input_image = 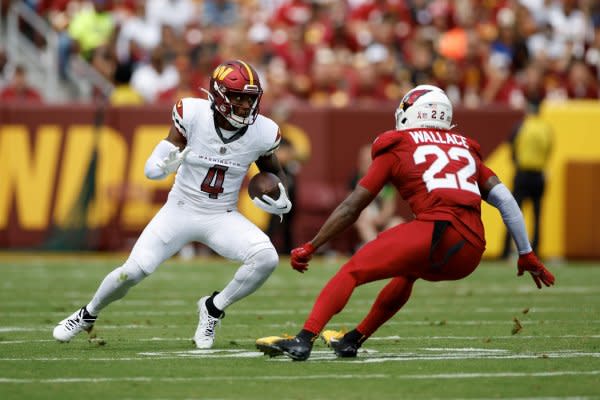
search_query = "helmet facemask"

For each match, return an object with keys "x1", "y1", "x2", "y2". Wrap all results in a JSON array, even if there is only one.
[{"x1": 216, "y1": 85, "x2": 262, "y2": 128}]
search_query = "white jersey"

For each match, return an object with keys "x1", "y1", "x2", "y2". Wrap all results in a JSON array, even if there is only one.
[{"x1": 169, "y1": 98, "x2": 280, "y2": 213}]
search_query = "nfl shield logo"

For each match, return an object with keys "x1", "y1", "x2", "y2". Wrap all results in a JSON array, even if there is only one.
[{"x1": 220, "y1": 147, "x2": 227, "y2": 154}]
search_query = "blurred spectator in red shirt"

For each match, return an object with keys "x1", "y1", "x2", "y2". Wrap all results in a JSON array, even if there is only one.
[
  {"x1": 482, "y1": 51, "x2": 525, "y2": 108},
  {"x1": 566, "y1": 59, "x2": 599, "y2": 99},
  {"x1": 303, "y1": 1, "x2": 337, "y2": 50},
  {"x1": 261, "y1": 59, "x2": 299, "y2": 109},
  {"x1": 271, "y1": 0, "x2": 312, "y2": 28},
  {"x1": 272, "y1": 24, "x2": 315, "y2": 76},
  {"x1": 365, "y1": 43, "x2": 402, "y2": 100},
  {"x1": 519, "y1": 62, "x2": 547, "y2": 107},
  {"x1": 0, "y1": 65, "x2": 43, "y2": 103},
  {"x1": 347, "y1": 44, "x2": 400, "y2": 103},
  {"x1": 349, "y1": 0, "x2": 409, "y2": 24},
  {"x1": 157, "y1": 52, "x2": 202, "y2": 103},
  {"x1": 347, "y1": 54, "x2": 384, "y2": 103},
  {"x1": 307, "y1": 47, "x2": 349, "y2": 107}
]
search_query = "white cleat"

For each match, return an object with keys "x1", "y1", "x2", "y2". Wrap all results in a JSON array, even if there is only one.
[
  {"x1": 193, "y1": 296, "x2": 223, "y2": 349},
  {"x1": 53, "y1": 307, "x2": 96, "y2": 342}
]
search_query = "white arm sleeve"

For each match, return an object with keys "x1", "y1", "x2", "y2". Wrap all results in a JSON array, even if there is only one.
[
  {"x1": 486, "y1": 183, "x2": 532, "y2": 255},
  {"x1": 144, "y1": 140, "x2": 178, "y2": 180}
]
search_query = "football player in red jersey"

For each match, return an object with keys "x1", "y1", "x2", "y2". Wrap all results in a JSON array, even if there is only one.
[
  {"x1": 256, "y1": 85, "x2": 555, "y2": 361},
  {"x1": 53, "y1": 60, "x2": 293, "y2": 348}
]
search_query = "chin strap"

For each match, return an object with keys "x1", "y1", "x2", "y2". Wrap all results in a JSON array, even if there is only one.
[{"x1": 200, "y1": 87, "x2": 213, "y2": 102}]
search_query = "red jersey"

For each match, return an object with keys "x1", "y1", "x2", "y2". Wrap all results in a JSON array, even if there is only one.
[{"x1": 359, "y1": 128, "x2": 496, "y2": 248}]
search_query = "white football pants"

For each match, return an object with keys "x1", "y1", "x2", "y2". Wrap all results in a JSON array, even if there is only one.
[{"x1": 86, "y1": 197, "x2": 278, "y2": 315}]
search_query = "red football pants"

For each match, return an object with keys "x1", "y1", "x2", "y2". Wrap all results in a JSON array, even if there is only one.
[{"x1": 303, "y1": 219, "x2": 484, "y2": 336}]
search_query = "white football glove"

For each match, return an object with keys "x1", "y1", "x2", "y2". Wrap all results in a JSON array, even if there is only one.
[
  {"x1": 252, "y1": 182, "x2": 292, "y2": 221},
  {"x1": 157, "y1": 147, "x2": 191, "y2": 175}
]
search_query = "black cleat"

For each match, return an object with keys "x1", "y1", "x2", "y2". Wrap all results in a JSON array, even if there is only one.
[
  {"x1": 330, "y1": 337, "x2": 360, "y2": 358},
  {"x1": 257, "y1": 329, "x2": 318, "y2": 361},
  {"x1": 256, "y1": 336, "x2": 313, "y2": 361},
  {"x1": 256, "y1": 336, "x2": 288, "y2": 357},
  {"x1": 322, "y1": 329, "x2": 360, "y2": 358},
  {"x1": 276, "y1": 336, "x2": 314, "y2": 361}
]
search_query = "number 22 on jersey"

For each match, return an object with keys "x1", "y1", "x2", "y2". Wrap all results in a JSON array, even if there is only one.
[{"x1": 413, "y1": 145, "x2": 480, "y2": 195}]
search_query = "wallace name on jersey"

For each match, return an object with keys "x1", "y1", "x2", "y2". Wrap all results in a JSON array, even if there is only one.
[{"x1": 407, "y1": 130, "x2": 469, "y2": 149}]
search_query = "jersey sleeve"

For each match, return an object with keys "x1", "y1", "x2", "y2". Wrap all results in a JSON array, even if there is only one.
[
  {"x1": 371, "y1": 130, "x2": 403, "y2": 159},
  {"x1": 261, "y1": 126, "x2": 282, "y2": 157},
  {"x1": 478, "y1": 163, "x2": 497, "y2": 186},
  {"x1": 466, "y1": 137, "x2": 497, "y2": 186},
  {"x1": 171, "y1": 98, "x2": 192, "y2": 139},
  {"x1": 358, "y1": 152, "x2": 396, "y2": 195},
  {"x1": 467, "y1": 137, "x2": 484, "y2": 160}
]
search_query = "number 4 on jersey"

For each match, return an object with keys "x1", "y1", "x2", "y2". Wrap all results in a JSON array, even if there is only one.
[
  {"x1": 413, "y1": 145, "x2": 480, "y2": 195},
  {"x1": 201, "y1": 165, "x2": 228, "y2": 199}
]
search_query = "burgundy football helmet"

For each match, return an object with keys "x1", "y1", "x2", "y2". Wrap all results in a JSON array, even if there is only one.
[{"x1": 208, "y1": 60, "x2": 263, "y2": 128}]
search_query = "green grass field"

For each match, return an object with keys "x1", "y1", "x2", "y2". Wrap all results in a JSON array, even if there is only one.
[{"x1": 0, "y1": 253, "x2": 599, "y2": 400}]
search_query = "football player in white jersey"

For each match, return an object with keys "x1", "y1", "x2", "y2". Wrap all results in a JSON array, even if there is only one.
[{"x1": 53, "y1": 60, "x2": 292, "y2": 349}]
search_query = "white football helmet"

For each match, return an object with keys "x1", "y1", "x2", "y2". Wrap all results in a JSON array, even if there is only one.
[{"x1": 395, "y1": 85, "x2": 453, "y2": 130}]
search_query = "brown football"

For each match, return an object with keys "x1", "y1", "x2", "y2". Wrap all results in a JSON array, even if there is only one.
[{"x1": 248, "y1": 172, "x2": 281, "y2": 200}]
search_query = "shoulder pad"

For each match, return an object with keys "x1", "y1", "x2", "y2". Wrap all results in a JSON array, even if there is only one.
[
  {"x1": 371, "y1": 130, "x2": 403, "y2": 159},
  {"x1": 466, "y1": 136, "x2": 483, "y2": 159},
  {"x1": 252, "y1": 115, "x2": 281, "y2": 156},
  {"x1": 264, "y1": 127, "x2": 282, "y2": 156}
]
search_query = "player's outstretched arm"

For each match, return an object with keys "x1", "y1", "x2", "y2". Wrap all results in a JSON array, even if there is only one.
[
  {"x1": 482, "y1": 176, "x2": 555, "y2": 288},
  {"x1": 144, "y1": 125, "x2": 189, "y2": 180},
  {"x1": 290, "y1": 186, "x2": 375, "y2": 273}
]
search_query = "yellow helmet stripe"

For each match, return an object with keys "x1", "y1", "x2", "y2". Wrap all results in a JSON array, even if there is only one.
[
  {"x1": 237, "y1": 60, "x2": 254, "y2": 86},
  {"x1": 213, "y1": 66, "x2": 233, "y2": 80}
]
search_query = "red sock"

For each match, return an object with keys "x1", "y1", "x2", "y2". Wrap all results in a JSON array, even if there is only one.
[
  {"x1": 356, "y1": 276, "x2": 414, "y2": 337},
  {"x1": 303, "y1": 267, "x2": 357, "y2": 334}
]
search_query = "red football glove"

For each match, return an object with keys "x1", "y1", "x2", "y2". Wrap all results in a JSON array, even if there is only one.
[
  {"x1": 517, "y1": 251, "x2": 555, "y2": 289},
  {"x1": 290, "y1": 242, "x2": 316, "y2": 273}
]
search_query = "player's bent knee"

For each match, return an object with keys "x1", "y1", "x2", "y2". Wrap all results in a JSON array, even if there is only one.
[
  {"x1": 249, "y1": 247, "x2": 279, "y2": 275},
  {"x1": 120, "y1": 259, "x2": 149, "y2": 285}
]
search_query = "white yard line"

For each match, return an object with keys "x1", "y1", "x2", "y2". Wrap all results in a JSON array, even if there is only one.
[
  {"x1": 436, "y1": 398, "x2": 597, "y2": 400},
  {"x1": 2, "y1": 334, "x2": 600, "y2": 344},
  {"x1": 1, "y1": 374, "x2": 386, "y2": 383},
  {"x1": 1, "y1": 348, "x2": 599, "y2": 362},
  {"x1": 369, "y1": 335, "x2": 600, "y2": 341},
  {"x1": 1, "y1": 320, "x2": 600, "y2": 333},
  {"x1": 0, "y1": 371, "x2": 599, "y2": 384}
]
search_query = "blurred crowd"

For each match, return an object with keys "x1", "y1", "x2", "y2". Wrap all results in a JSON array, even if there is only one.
[{"x1": 1, "y1": 0, "x2": 599, "y2": 108}]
